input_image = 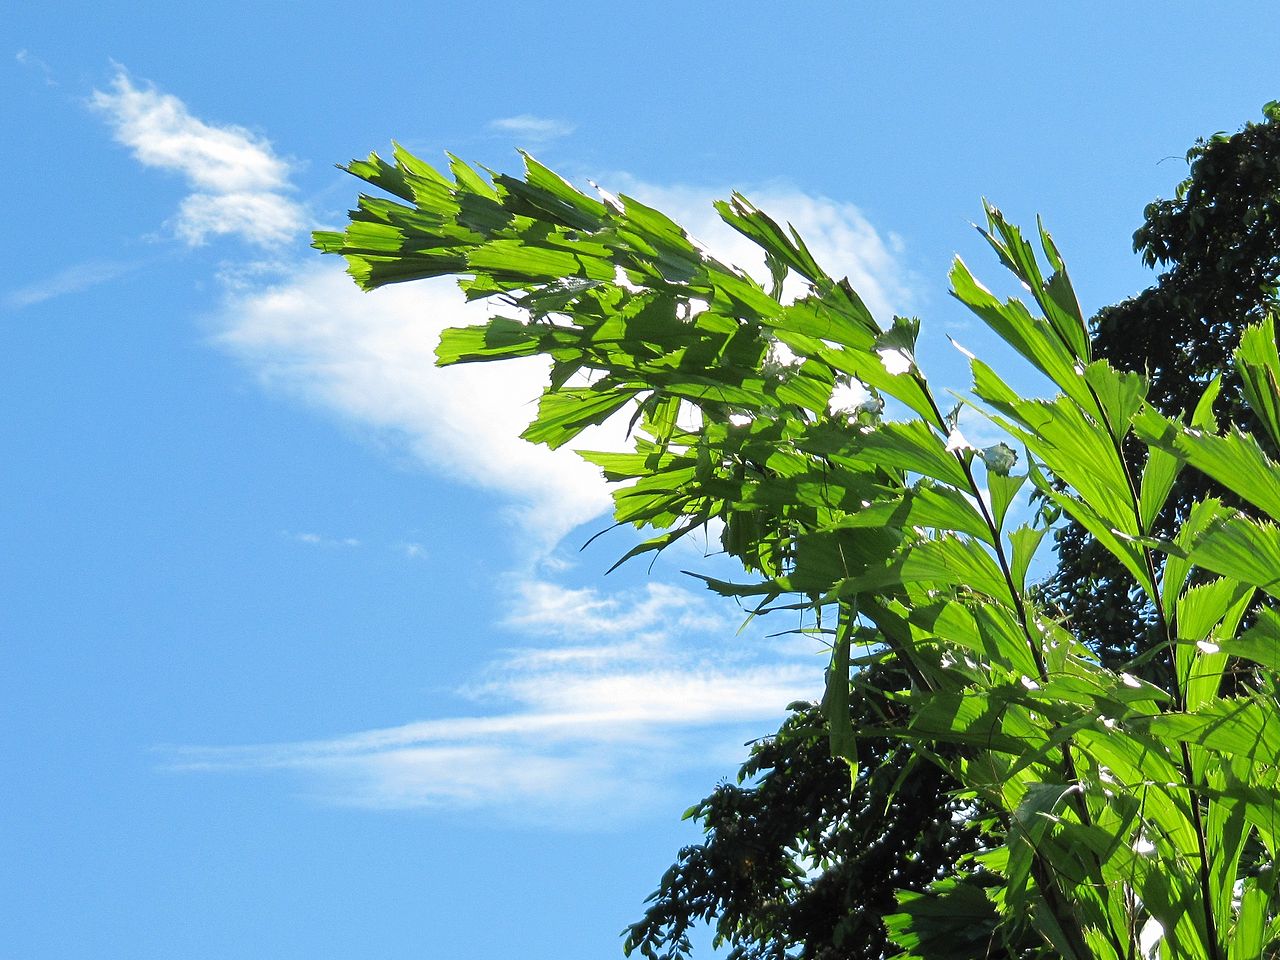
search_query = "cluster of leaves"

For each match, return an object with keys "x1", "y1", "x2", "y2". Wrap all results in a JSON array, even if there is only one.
[
  {"x1": 634, "y1": 105, "x2": 1280, "y2": 960},
  {"x1": 316, "y1": 144, "x2": 1280, "y2": 958}
]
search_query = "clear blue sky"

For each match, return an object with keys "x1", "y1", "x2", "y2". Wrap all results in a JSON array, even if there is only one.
[{"x1": 4, "y1": 4, "x2": 1278, "y2": 958}]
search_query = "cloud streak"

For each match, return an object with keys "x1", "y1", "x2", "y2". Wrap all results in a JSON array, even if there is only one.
[
  {"x1": 4, "y1": 259, "x2": 141, "y2": 308},
  {"x1": 288, "y1": 531, "x2": 361, "y2": 548},
  {"x1": 488, "y1": 114, "x2": 576, "y2": 141},
  {"x1": 91, "y1": 70, "x2": 304, "y2": 247}
]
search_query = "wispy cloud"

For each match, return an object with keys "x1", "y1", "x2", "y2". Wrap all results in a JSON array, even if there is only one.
[
  {"x1": 488, "y1": 114, "x2": 576, "y2": 141},
  {"x1": 15, "y1": 49, "x2": 56, "y2": 86},
  {"x1": 5, "y1": 259, "x2": 141, "y2": 309},
  {"x1": 90, "y1": 69, "x2": 304, "y2": 247},
  {"x1": 506, "y1": 579, "x2": 724, "y2": 638},
  {"x1": 171, "y1": 578, "x2": 820, "y2": 823}
]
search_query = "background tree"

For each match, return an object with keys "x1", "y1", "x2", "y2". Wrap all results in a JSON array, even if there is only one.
[
  {"x1": 623, "y1": 670, "x2": 980, "y2": 960},
  {"x1": 632, "y1": 102, "x2": 1280, "y2": 960}
]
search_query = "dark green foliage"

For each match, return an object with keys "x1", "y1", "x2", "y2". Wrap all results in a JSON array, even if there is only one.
[{"x1": 624, "y1": 683, "x2": 979, "y2": 960}]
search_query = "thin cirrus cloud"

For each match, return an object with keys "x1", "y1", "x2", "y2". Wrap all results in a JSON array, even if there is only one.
[
  {"x1": 288, "y1": 531, "x2": 361, "y2": 548},
  {"x1": 170, "y1": 579, "x2": 821, "y2": 823},
  {"x1": 506, "y1": 579, "x2": 726, "y2": 639},
  {"x1": 15, "y1": 49, "x2": 57, "y2": 86},
  {"x1": 90, "y1": 68, "x2": 305, "y2": 248},
  {"x1": 5, "y1": 258, "x2": 142, "y2": 309}
]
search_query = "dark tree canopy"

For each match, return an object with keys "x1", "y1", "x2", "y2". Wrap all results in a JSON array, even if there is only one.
[
  {"x1": 624, "y1": 673, "x2": 980, "y2": 960},
  {"x1": 630, "y1": 103, "x2": 1280, "y2": 960}
]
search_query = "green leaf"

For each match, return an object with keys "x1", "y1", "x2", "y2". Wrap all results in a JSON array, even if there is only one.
[
  {"x1": 973, "y1": 367, "x2": 1137, "y2": 538},
  {"x1": 521, "y1": 387, "x2": 636, "y2": 449},
  {"x1": 1192, "y1": 375, "x2": 1222, "y2": 431},
  {"x1": 980, "y1": 203, "x2": 1089, "y2": 362},
  {"x1": 951, "y1": 256, "x2": 1097, "y2": 418},
  {"x1": 883, "y1": 881, "x2": 1002, "y2": 960},
  {"x1": 888, "y1": 684, "x2": 1044, "y2": 755},
  {"x1": 1189, "y1": 515, "x2": 1280, "y2": 599},
  {"x1": 715, "y1": 193, "x2": 829, "y2": 286},
  {"x1": 1139, "y1": 698, "x2": 1280, "y2": 761},
  {"x1": 435, "y1": 317, "x2": 541, "y2": 364},
  {"x1": 1235, "y1": 313, "x2": 1280, "y2": 451},
  {"x1": 894, "y1": 536, "x2": 1016, "y2": 606},
  {"x1": 1160, "y1": 498, "x2": 1233, "y2": 621},
  {"x1": 446, "y1": 152, "x2": 498, "y2": 199},
  {"x1": 466, "y1": 238, "x2": 615, "y2": 283},
  {"x1": 1229, "y1": 885, "x2": 1270, "y2": 960},
  {"x1": 903, "y1": 599, "x2": 1040, "y2": 677},
  {"x1": 1005, "y1": 782, "x2": 1078, "y2": 905},
  {"x1": 518, "y1": 151, "x2": 608, "y2": 227},
  {"x1": 987, "y1": 470, "x2": 1026, "y2": 534},
  {"x1": 1134, "y1": 411, "x2": 1280, "y2": 521},
  {"x1": 1082, "y1": 360, "x2": 1146, "y2": 434},
  {"x1": 839, "y1": 421, "x2": 971, "y2": 488},
  {"x1": 821, "y1": 611, "x2": 858, "y2": 781},
  {"x1": 1008, "y1": 524, "x2": 1047, "y2": 593},
  {"x1": 1222, "y1": 607, "x2": 1280, "y2": 672},
  {"x1": 820, "y1": 481, "x2": 993, "y2": 544},
  {"x1": 1023, "y1": 459, "x2": 1155, "y2": 599},
  {"x1": 1176, "y1": 578, "x2": 1252, "y2": 709},
  {"x1": 1138, "y1": 441, "x2": 1181, "y2": 533}
]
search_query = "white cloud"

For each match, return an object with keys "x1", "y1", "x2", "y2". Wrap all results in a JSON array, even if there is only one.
[
  {"x1": 506, "y1": 579, "x2": 724, "y2": 638},
  {"x1": 170, "y1": 578, "x2": 821, "y2": 823},
  {"x1": 83, "y1": 77, "x2": 903, "y2": 828},
  {"x1": 217, "y1": 263, "x2": 618, "y2": 550},
  {"x1": 174, "y1": 191, "x2": 302, "y2": 248},
  {"x1": 489, "y1": 114, "x2": 576, "y2": 141},
  {"x1": 90, "y1": 69, "x2": 304, "y2": 247}
]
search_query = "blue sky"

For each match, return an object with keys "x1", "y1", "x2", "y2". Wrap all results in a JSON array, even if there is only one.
[{"x1": 5, "y1": 4, "x2": 1280, "y2": 958}]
